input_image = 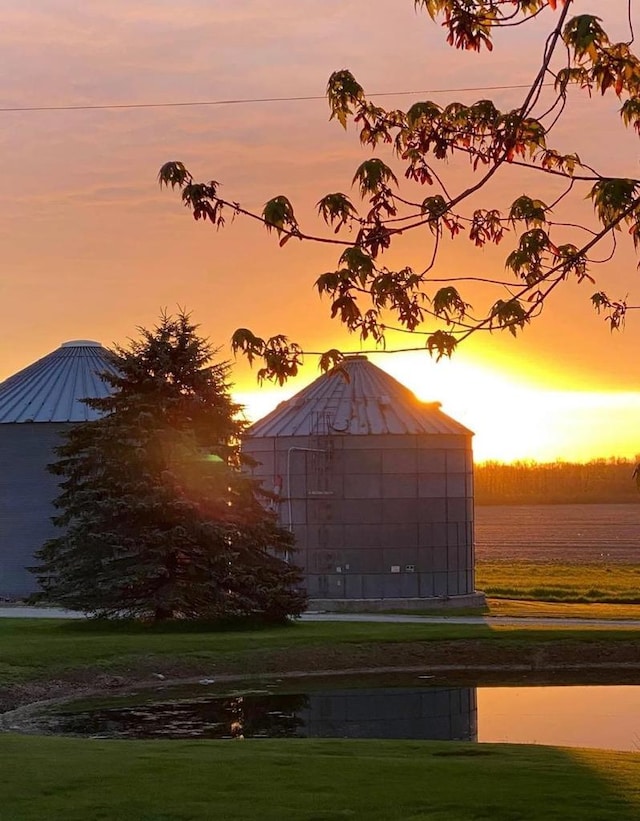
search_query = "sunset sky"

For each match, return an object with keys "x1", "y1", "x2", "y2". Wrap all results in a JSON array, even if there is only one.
[{"x1": 2, "y1": 1, "x2": 640, "y2": 463}]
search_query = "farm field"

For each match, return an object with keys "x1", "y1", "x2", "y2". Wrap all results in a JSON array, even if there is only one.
[
  {"x1": 477, "y1": 562, "x2": 640, "y2": 604},
  {"x1": 475, "y1": 503, "x2": 640, "y2": 564}
]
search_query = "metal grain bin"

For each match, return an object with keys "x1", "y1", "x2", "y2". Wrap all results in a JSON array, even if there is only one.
[
  {"x1": 243, "y1": 356, "x2": 484, "y2": 611},
  {"x1": 0, "y1": 341, "x2": 115, "y2": 598}
]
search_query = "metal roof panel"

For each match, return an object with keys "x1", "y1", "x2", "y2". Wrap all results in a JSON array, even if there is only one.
[
  {"x1": 248, "y1": 356, "x2": 472, "y2": 437},
  {"x1": 0, "y1": 341, "x2": 117, "y2": 423}
]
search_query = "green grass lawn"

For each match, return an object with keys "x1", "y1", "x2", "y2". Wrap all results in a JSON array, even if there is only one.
[
  {"x1": 0, "y1": 618, "x2": 481, "y2": 683},
  {"x1": 0, "y1": 735, "x2": 638, "y2": 821},
  {"x1": 477, "y1": 561, "x2": 640, "y2": 604},
  {"x1": 2, "y1": 617, "x2": 640, "y2": 688},
  {"x1": 1, "y1": 618, "x2": 640, "y2": 820},
  {"x1": 2, "y1": 560, "x2": 640, "y2": 821}
]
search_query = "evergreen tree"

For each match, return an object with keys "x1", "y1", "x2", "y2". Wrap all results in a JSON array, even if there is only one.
[{"x1": 33, "y1": 312, "x2": 306, "y2": 622}]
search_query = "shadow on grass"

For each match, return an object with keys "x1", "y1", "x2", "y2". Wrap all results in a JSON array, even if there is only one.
[
  {"x1": 45, "y1": 617, "x2": 507, "y2": 650},
  {"x1": 52, "y1": 614, "x2": 298, "y2": 634},
  {"x1": 3, "y1": 613, "x2": 639, "y2": 648}
]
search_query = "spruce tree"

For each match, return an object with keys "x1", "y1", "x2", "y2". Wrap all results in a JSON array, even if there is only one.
[{"x1": 33, "y1": 312, "x2": 306, "y2": 622}]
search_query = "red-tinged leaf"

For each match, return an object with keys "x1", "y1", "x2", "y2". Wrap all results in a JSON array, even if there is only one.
[{"x1": 279, "y1": 234, "x2": 291, "y2": 247}]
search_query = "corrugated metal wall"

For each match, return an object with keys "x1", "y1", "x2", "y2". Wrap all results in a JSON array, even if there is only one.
[
  {"x1": 244, "y1": 431, "x2": 475, "y2": 601},
  {"x1": 0, "y1": 423, "x2": 68, "y2": 598}
]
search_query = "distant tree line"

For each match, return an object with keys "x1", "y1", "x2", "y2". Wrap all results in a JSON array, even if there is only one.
[{"x1": 475, "y1": 459, "x2": 640, "y2": 506}]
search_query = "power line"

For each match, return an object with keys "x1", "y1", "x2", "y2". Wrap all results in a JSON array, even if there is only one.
[{"x1": 0, "y1": 83, "x2": 552, "y2": 114}]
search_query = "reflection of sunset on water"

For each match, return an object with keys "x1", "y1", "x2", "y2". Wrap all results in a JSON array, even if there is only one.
[{"x1": 478, "y1": 686, "x2": 640, "y2": 752}]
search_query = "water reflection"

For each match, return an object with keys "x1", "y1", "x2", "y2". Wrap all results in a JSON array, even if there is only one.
[
  {"x1": 36, "y1": 682, "x2": 640, "y2": 751},
  {"x1": 302, "y1": 687, "x2": 476, "y2": 741},
  {"x1": 478, "y1": 685, "x2": 640, "y2": 752},
  {"x1": 41, "y1": 686, "x2": 477, "y2": 742},
  {"x1": 42, "y1": 693, "x2": 309, "y2": 740}
]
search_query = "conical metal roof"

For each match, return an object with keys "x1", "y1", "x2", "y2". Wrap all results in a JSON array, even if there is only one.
[
  {"x1": 248, "y1": 356, "x2": 472, "y2": 437},
  {"x1": 0, "y1": 340, "x2": 117, "y2": 423}
]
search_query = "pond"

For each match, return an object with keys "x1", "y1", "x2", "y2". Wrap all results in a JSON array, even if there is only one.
[{"x1": 27, "y1": 676, "x2": 640, "y2": 752}]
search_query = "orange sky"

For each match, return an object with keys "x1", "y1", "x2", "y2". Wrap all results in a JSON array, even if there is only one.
[{"x1": 2, "y1": 1, "x2": 640, "y2": 463}]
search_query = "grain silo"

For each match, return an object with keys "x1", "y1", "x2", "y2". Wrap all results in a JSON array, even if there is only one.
[
  {"x1": 0, "y1": 340, "x2": 116, "y2": 598},
  {"x1": 243, "y1": 355, "x2": 484, "y2": 611}
]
